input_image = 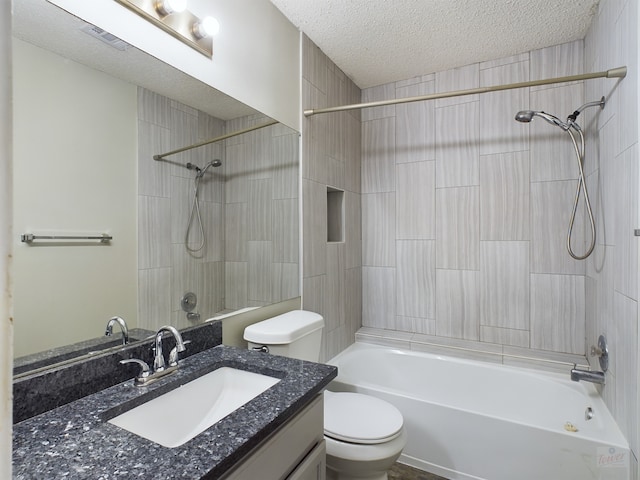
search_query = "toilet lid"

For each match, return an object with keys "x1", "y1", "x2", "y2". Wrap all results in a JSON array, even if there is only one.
[{"x1": 324, "y1": 391, "x2": 404, "y2": 444}]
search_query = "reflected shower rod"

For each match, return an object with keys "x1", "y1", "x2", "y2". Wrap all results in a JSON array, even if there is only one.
[
  {"x1": 153, "y1": 119, "x2": 278, "y2": 161},
  {"x1": 303, "y1": 66, "x2": 627, "y2": 117}
]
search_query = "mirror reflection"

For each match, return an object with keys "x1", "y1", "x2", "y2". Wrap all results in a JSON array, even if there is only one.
[{"x1": 12, "y1": 0, "x2": 300, "y2": 375}]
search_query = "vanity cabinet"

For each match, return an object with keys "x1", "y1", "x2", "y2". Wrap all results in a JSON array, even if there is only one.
[{"x1": 222, "y1": 393, "x2": 325, "y2": 480}]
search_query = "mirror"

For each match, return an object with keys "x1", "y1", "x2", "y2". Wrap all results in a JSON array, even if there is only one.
[{"x1": 12, "y1": 0, "x2": 300, "y2": 376}]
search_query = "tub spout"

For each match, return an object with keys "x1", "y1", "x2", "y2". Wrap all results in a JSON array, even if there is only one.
[{"x1": 570, "y1": 365, "x2": 605, "y2": 385}]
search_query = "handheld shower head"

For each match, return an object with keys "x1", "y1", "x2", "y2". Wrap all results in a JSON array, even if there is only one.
[
  {"x1": 515, "y1": 110, "x2": 535, "y2": 123},
  {"x1": 514, "y1": 110, "x2": 569, "y2": 130}
]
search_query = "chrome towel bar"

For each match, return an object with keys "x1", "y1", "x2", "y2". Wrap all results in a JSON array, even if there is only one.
[{"x1": 21, "y1": 233, "x2": 112, "y2": 244}]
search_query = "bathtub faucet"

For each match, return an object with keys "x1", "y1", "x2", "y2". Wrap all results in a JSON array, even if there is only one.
[{"x1": 570, "y1": 365, "x2": 605, "y2": 385}]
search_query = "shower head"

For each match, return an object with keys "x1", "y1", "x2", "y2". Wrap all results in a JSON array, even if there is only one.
[
  {"x1": 210, "y1": 159, "x2": 222, "y2": 167},
  {"x1": 514, "y1": 110, "x2": 570, "y2": 130}
]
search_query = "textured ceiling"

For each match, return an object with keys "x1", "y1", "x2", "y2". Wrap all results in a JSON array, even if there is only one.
[
  {"x1": 269, "y1": 0, "x2": 599, "y2": 89},
  {"x1": 13, "y1": 0, "x2": 258, "y2": 120}
]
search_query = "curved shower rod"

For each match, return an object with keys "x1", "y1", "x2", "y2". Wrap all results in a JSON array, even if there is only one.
[{"x1": 303, "y1": 66, "x2": 627, "y2": 117}]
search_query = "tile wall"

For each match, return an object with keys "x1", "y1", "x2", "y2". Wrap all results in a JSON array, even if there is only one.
[
  {"x1": 584, "y1": 0, "x2": 639, "y2": 473},
  {"x1": 301, "y1": 34, "x2": 363, "y2": 361},
  {"x1": 137, "y1": 89, "x2": 299, "y2": 331},
  {"x1": 361, "y1": 40, "x2": 589, "y2": 356}
]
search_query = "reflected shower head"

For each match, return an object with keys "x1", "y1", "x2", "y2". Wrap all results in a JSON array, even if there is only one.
[
  {"x1": 211, "y1": 159, "x2": 222, "y2": 167},
  {"x1": 514, "y1": 110, "x2": 570, "y2": 130}
]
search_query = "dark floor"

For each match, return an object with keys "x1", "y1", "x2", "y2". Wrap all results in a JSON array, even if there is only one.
[{"x1": 388, "y1": 462, "x2": 448, "y2": 480}]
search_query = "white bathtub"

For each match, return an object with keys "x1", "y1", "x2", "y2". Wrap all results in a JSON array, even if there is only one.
[{"x1": 328, "y1": 342, "x2": 630, "y2": 480}]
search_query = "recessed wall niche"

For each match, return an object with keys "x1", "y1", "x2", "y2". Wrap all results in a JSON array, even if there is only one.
[{"x1": 327, "y1": 186, "x2": 344, "y2": 243}]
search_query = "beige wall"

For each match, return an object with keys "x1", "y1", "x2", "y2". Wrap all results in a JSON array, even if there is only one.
[
  {"x1": 1, "y1": 1, "x2": 12, "y2": 476},
  {"x1": 48, "y1": 0, "x2": 301, "y2": 131},
  {"x1": 12, "y1": 40, "x2": 137, "y2": 357}
]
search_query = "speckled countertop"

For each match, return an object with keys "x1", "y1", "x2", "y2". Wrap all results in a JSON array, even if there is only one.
[{"x1": 13, "y1": 345, "x2": 337, "y2": 479}]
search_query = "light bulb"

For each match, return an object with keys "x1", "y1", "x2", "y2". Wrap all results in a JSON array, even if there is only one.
[
  {"x1": 192, "y1": 16, "x2": 220, "y2": 39},
  {"x1": 155, "y1": 0, "x2": 187, "y2": 16}
]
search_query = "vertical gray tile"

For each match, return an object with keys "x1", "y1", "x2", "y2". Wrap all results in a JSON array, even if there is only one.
[
  {"x1": 271, "y1": 262, "x2": 299, "y2": 303},
  {"x1": 199, "y1": 261, "x2": 224, "y2": 319},
  {"x1": 344, "y1": 113, "x2": 362, "y2": 193},
  {"x1": 137, "y1": 87, "x2": 171, "y2": 127},
  {"x1": 345, "y1": 267, "x2": 363, "y2": 342},
  {"x1": 302, "y1": 275, "x2": 326, "y2": 344},
  {"x1": 530, "y1": 273, "x2": 585, "y2": 354},
  {"x1": 272, "y1": 133, "x2": 299, "y2": 200},
  {"x1": 273, "y1": 198, "x2": 299, "y2": 263},
  {"x1": 138, "y1": 121, "x2": 170, "y2": 197},
  {"x1": 436, "y1": 269, "x2": 479, "y2": 340},
  {"x1": 435, "y1": 102, "x2": 480, "y2": 187},
  {"x1": 345, "y1": 190, "x2": 362, "y2": 269},
  {"x1": 324, "y1": 244, "x2": 345, "y2": 331},
  {"x1": 435, "y1": 63, "x2": 480, "y2": 107},
  {"x1": 248, "y1": 178, "x2": 272, "y2": 241},
  {"x1": 362, "y1": 117, "x2": 396, "y2": 193},
  {"x1": 396, "y1": 161, "x2": 435, "y2": 239},
  {"x1": 138, "y1": 196, "x2": 171, "y2": 269},
  {"x1": 248, "y1": 241, "x2": 272, "y2": 303},
  {"x1": 225, "y1": 262, "x2": 247, "y2": 310},
  {"x1": 530, "y1": 180, "x2": 586, "y2": 275},
  {"x1": 225, "y1": 142, "x2": 249, "y2": 205},
  {"x1": 530, "y1": 40, "x2": 584, "y2": 89},
  {"x1": 436, "y1": 186, "x2": 480, "y2": 270},
  {"x1": 138, "y1": 267, "x2": 172, "y2": 331},
  {"x1": 302, "y1": 79, "x2": 328, "y2": 184},
  {"x1": 171, "y1": 244, "x2": 201, "y2": 312},
  {"x1": 362, "y1": 267, "x2": 396, "y2": 329},
  {"x1": 480, "y1": 151, "x2": 530, "y2": 240},
  {"x1": 362, "y1": 192, "x2": 396, "y2": 267},
  {"x1": 361, "y1": 83, "x2": 396, "y2": 121},
  {"x1": 530, "y1": 84, "x2": 585, "y2": 182},
  {"x1": 171, "y1": 176, "x2": 196, "y2": 245},
  {"x1": 225, "y1": 202, "x2": 247, "y2": 262},
  {"x1": 169, "y1": 106, "x2": 199, "y2": 178},
  {"x1": 397, "y1": 240, "x2": 435, "y2": 319},
  {"x1": 480, "y1": 241, "x2": 529, "y2": 329},
  {"x1": 396, "y1": 80, "x2": 435, "y2": 163},
  {"x1": 303, "y1": 179, "x2": 327, "y2": 277},
  {"x1": 479, "y1": 59, "x2": 529, "y2": 155}
]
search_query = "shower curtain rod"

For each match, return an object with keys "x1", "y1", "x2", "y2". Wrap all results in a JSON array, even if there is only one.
[
  {"x1": 153, "y1": 119, "x2": 278, "y2": 160},
  {"x1": 303, "y1": 66, "x2": 627, "y2": 117}
]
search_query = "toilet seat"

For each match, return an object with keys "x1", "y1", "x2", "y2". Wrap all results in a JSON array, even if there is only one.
[{"x1": 324, "y1": 391, "x2": 404, "y2": 445}]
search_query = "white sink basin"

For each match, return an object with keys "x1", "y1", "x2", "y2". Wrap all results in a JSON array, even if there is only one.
[{"x1": 109, "y1": 367, "x2": 280, "y2": 448}]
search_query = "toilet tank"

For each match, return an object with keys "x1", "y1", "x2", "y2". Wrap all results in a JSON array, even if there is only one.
[{"x1": 243, "y1": 310, "x2": 324, "y2": 362}]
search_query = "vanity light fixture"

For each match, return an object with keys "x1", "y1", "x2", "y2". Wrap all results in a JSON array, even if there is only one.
[
  {"x1": 192, "y1": 16, "x2": 220, "y2": 39},
  {"x1": 114, "y1": 0, "x2": 217, "y2": 57},
  {"x1": 154, "y1": 0, "x2": 187, "y2": 16}
]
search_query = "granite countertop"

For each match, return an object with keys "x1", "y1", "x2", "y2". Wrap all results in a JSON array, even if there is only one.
[{"x1": 13, "y1": 345, "x2": 337, "y2": 479}]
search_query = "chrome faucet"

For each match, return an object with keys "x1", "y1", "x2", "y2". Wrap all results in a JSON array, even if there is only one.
[
  {"x1": 570, "y1": 365, "x2": 605, "y2": 385},
  {"x1": 153, "y1": 325, "x2": 186, "y2": 372},
  {"x1": 105, "y1": 316, "x2": 129, "y2": 345},
  {"x1": 120, "y1": 325, "x2": 187, "y2": 386}
]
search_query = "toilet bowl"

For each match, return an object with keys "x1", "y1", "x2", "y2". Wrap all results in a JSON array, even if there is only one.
[
  {"x1": 324, "y1": 391, "x2": 407, "y2": 480},
  {"x1": 244, "y1": 310, "x2": 407, "y2": 480}
]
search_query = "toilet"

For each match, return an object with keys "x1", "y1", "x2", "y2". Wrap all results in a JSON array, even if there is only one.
[{"x1": 244, "y1": 310, "x2": 407, "y2": 480}]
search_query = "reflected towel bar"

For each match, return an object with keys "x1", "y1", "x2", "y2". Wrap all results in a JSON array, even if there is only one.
[{"x1": 21, "y1": 233, "x2": 112, "y2": 244}]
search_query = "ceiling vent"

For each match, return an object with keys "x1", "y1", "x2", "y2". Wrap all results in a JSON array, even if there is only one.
[{"x1": 81, "y1": 23, "x2": 131, "y2": 51}]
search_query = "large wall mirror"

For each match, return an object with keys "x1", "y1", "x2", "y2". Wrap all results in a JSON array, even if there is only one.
[{"x1": 12, "y1": 0, "x2": 300, "y2": 376}]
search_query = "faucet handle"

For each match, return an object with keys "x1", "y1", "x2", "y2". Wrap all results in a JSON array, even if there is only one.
[
  {"x1": 120, "y1": 358, "x2": 151, "y2": 384},
  {"x1": 168, "y1": 340, "x2": 191, "y2": 367}
]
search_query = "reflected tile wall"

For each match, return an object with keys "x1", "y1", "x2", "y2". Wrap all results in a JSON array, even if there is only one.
[
  {"x1": 138, "y1": 89, "x2": 299, "y2": 331},
  {"x1": 361, "y1": 40, "x2": 591, "y2": 357},
  {"x1": 302, "y1": 34, "x2": 362, "y2": 361}
]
